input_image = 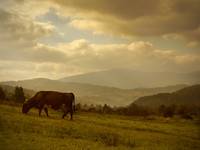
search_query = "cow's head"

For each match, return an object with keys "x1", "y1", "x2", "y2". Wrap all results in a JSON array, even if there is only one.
[{"x1": 22, "y1": 99, "x2": 31, "y2": 114}]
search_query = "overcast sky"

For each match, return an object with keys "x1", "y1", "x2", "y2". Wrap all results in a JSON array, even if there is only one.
[{"x1": 0, "y1": 0, "x2": 200, "y2": 81}]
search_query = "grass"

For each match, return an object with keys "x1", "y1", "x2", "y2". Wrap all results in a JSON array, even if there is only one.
[{"x1": 0, "y1": 104, "x2": 200, "y2": 150}]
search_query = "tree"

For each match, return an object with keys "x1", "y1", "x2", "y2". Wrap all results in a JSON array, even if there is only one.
[
  {"x1": 158, "y1": 105, "x2": 166, "y2": 116},
  {"x1": 103, "y1": 104, "x2": 113, "y2": 114},
  {"x1": 0, "y1": 86, "x2": 5, "y2": 100},
  {"x1": 75, "y1": 103, "x2": 82, "y2": 111},
  {"x1": 14, "y1": 86, "x2": 25, "y2": 103},
  {"x1": 159, "y1": 104, "x2": 176, "y2": 118}
]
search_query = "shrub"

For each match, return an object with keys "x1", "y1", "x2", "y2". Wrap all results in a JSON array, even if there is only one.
[
  {"x1": 159, "y1": 104, "x2": 176, "y2": 118},
  {"x1": 0, "y1": 86, "x2": 5, "y2": 100},
  {"x1": 180, "y1": 114, "x2": 193, "y2": 120}
]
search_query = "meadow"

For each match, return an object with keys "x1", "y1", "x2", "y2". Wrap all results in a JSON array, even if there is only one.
[{"x1": 0, "y1": 104, "x2": 199, "y2": 150}]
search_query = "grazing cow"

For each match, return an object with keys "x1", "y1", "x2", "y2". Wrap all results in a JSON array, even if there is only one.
[{"x1": 22, "y1": 91, "x2": 75, "y2": 120}]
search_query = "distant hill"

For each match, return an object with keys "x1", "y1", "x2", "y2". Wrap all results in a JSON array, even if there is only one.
[
  {"x1": 134, "y1": 84, "x2": 200, "y2": 107},
  {"x1": 0, "y1": 78, "x2": 187, "y2": 106},
  {"x1": 60, "y1": 69, "x2": 200, "y2": 89}
]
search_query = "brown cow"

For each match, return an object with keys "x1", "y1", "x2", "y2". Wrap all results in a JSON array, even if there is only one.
[{"x1": 22, "y1": 91, "x2": 75, "y2": 120}]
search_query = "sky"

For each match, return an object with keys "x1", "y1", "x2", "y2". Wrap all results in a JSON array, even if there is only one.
[{"x1": 0, "y1": 0, "x2": 200, "y2": 81}]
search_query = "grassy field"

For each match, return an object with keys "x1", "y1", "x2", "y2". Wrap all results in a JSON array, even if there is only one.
[{"x1": 0, "y1": 104, "x2": 199, "y2": 150}]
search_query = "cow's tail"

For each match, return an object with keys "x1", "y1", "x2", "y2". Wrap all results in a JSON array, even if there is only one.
[{"x1": 72, "y1": 93, "x2": 75, "y2": 112}]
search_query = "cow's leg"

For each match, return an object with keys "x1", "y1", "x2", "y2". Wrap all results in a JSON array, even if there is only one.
[
  {"x1": 39, "y1": 108, "x2": 42, "y2": 116},
  {"x1": 70, "y1": 109, "x2": 73, "y2": 120},
  {"x1": 38, "y1": 104, "x2": 45, "y2": 117},
  {"x1": 44, "y1": 107, "x2": 49, "y2": 117},
  {"x1": 62, "y1": 112, "x2": 67, "y2": 119},
  {"x1": 62, "y1": 104, "x2": 68, "y2": 119}
]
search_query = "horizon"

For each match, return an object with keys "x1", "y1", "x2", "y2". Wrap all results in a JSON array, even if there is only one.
[{"x1": 1, "y1": 68, "x2": 200, "y2": 82}]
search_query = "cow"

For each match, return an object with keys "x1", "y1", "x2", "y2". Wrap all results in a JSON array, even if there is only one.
[{"x1": 22, "y1": 91, "x2": 75, "y2": 120}]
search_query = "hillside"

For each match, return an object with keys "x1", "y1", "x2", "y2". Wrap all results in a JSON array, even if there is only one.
[
  {"x1": 134, "y1": 84, "x2": 200, "y2": 107},
  {"x1": 1, "y1": 104, "x2": 199, "y2": 150},
  {"x1": 60, "y1": 69, "x2": 200, "y2": 89},
  {"x1": 0, "y1": 78, "x2": 186, "y2": 106}
]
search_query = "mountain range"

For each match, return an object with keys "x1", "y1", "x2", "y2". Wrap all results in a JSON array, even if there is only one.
[
  {"x1": 0, "y1": 78, "x2": 187, "y2": 106},
  {"x1": 60, "y1": 69, "x2": 200, "y2": 89}
]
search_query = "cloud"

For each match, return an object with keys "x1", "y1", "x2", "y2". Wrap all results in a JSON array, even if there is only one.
[
  {"x1": 8, "y1": 0, "x2": 200, "y2": 44},
  {"x1": 0, "y1": 43, "x2": 68, "y2": 63},
  {"x1": 0, "y1": 8, "x2": 55, "y2": 44},
  {"x1": 0, "y1": 59, "x2": 86, "y2": 81},
  {"x1": 0, "y1": 6, "x2": 67, "y2": 63},
  {"x1": 30, "y1": 43, "x2": 68, "y2": 63},
  {"x1": 69, "y1": 19, "x2": 105, "y2": 35},
  {"x1": 7, "y1": 0, "x2": 200, "y2": 44},
  {"x1": 1, "y1": 38, "x2": 200, "y2": 80},
  {"x1": 49, "y1": 0, "x2": 200, "y2": 44},
  {"x1": 52, "y1": 40, "x2": 200, "y2": 71}
]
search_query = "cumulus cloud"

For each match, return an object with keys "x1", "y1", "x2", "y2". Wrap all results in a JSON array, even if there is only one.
[
  {"x1": 9, "y1": 0, "x2": 200, "y2": 44},
  {"x1": 48, "y1": 0, "x2": 200, "y2": 45},
  {"x1": 51, "y1": 40, "x2": 200, "y2": 71},
  {"x1": 0, "y1": 3, "x2": 66, "y2": 64},
  {"x1": 0, "y1": 8, "x2": 55, "y2": 44}
]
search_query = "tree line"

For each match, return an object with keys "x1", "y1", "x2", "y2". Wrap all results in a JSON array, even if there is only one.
[
  {"x1": 0, "y1": 86, "x2": 25, "y2": 103},
  {"x1": 75, "y1": 103, "x2": 200, "y2": 120}
]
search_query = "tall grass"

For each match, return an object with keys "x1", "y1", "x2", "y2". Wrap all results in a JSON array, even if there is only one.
[{"x1": 0, "y1": 104, "x2": 200, "y2": 150}]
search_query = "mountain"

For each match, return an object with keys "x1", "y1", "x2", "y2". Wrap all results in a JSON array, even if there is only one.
[
  {"x1": 0, "y1": 78, "x2": 187, "y2": 106},
  {"x1": 134, "y1": 84, "x2": 200, "y2": 107},
  {"x1": 59, "y1": 69, "x2": 200, "y2": 89}
]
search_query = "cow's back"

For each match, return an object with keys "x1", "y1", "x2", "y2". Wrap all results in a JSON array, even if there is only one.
[{"x1": 33, "y1": 91, "x2": 72, "y2": 109}]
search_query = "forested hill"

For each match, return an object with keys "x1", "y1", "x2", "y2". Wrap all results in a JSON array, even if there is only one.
[{"x1": 134, "y1": 84, "x2": 200, "y2": 107}]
